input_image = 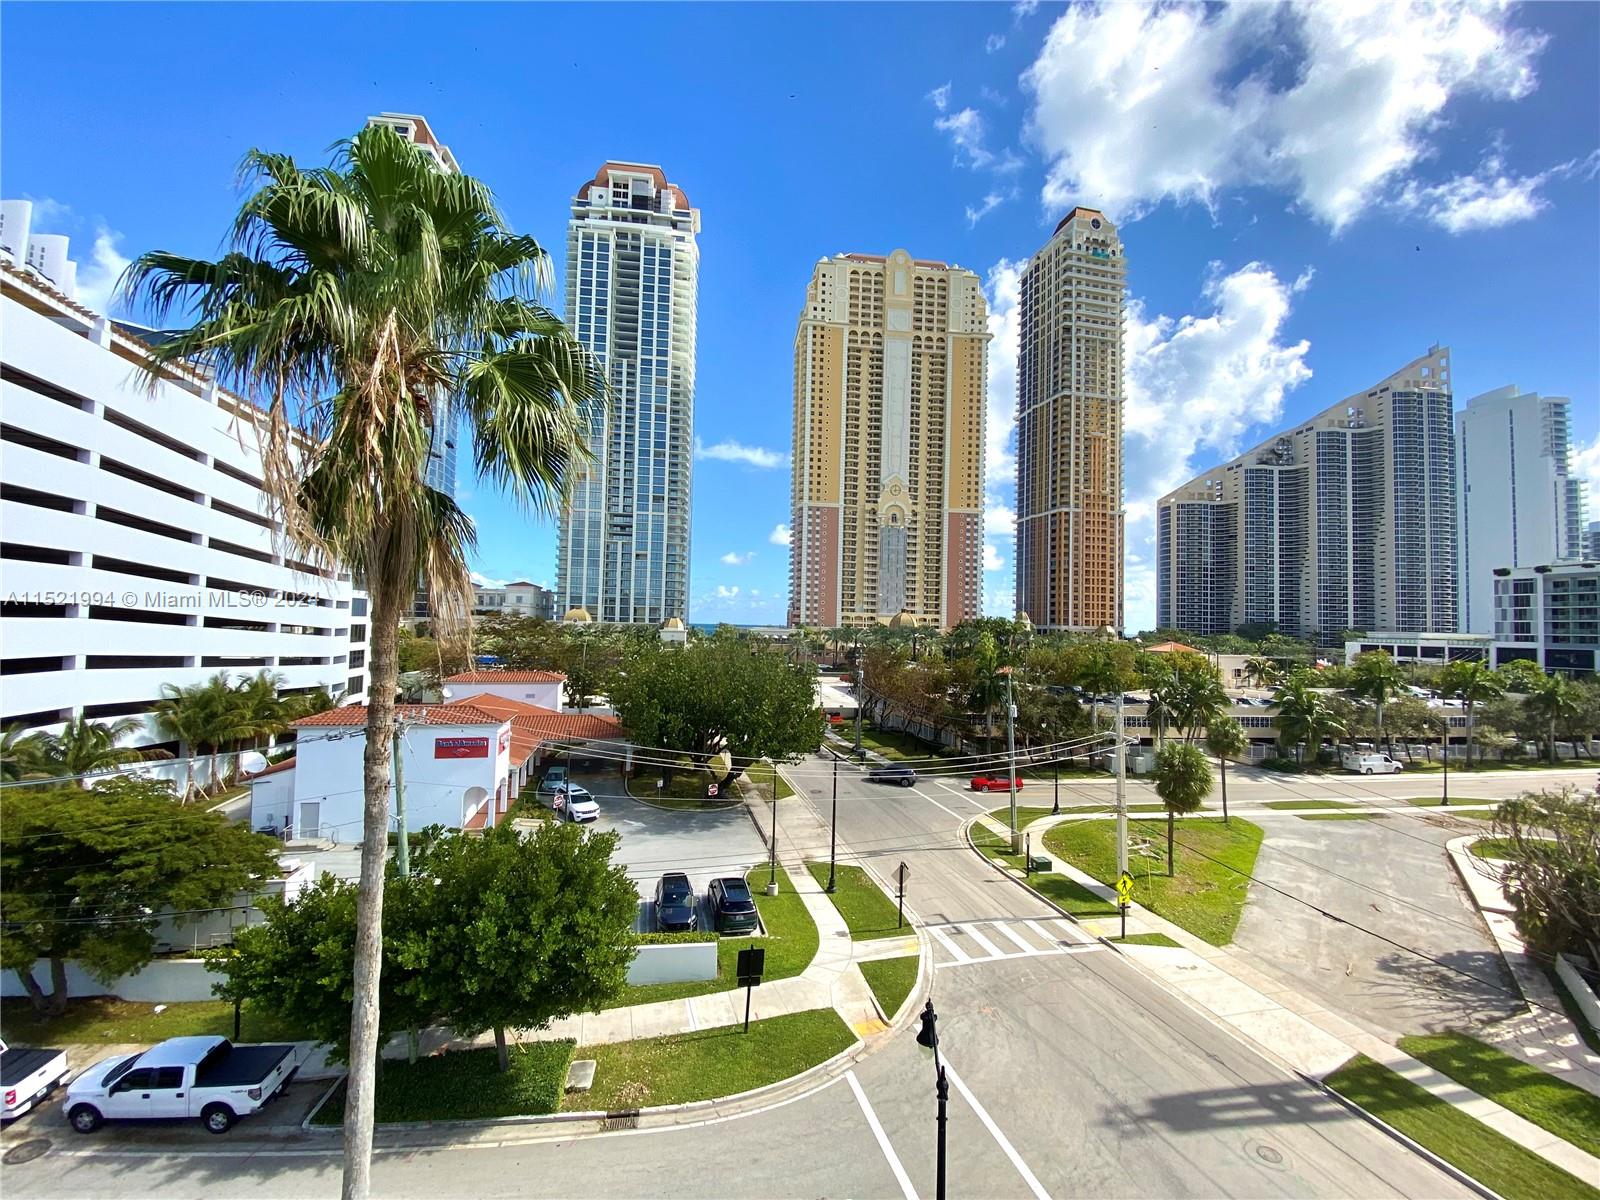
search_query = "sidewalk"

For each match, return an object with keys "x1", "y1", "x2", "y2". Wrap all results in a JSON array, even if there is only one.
[{"x1": 973, "y1": 811, "x2": 1600, "y2": 1187}]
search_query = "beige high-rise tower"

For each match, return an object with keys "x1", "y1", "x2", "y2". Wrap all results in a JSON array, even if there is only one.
[
  {"x1": 789, "y1": 250, "x2": 989, "y2": 630},
  {"x1": 1015, "y1": 207, "x2": 1126, "y2": 631}
]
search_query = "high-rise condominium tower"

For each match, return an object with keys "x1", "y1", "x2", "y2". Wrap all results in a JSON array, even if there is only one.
[
  {"x1": 1015, "y1": 207, "x2": 1126, "y2": 632},
  {"x1": 1457, "y1": 385, "x2": 1586, "y2": 632},
  {"x1": 556, "y1": 163, "x2": 699, "y2": 624},
  {"x1": 1156, "y1": 347, "x2": 1458, "y2": 638},
  {"x1": 788, "y1": 250, "x2": 988, "y2": 630}
]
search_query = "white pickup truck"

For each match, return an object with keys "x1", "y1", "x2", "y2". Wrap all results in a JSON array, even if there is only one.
[
  {"x1": 2, "y1": 1039, "x2": 71, "y2": 1120},
  {"x1": 64, "y1": 1035, "x2": 298, "y2": 1134}
]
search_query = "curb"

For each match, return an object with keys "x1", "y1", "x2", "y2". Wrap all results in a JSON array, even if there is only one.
[{"x1": 1302, "y1": 1070, "x2": 1505, "y2": 1200}]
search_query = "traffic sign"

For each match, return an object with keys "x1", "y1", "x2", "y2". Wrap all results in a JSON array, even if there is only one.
[
  {"x1": 1115, "y1": 872, "x2": 1134, "y2": 904},
  {"x1": 707, "y1": 783, "x2": 719, "y2": 798}
]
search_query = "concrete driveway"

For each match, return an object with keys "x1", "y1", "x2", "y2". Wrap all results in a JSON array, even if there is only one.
[{"x1": 1232, "y1": 806, "x2": 1521, "y2": 1036}]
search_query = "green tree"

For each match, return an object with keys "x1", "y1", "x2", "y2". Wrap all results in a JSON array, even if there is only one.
[
  {"x1": 608, "y1": 640, "x2": 825, "y2": 788},
  {"x1": 1065, "y1": 640, "x2": 1140, "y2": 732},
  {"x1": 1439, "y1": 660, "x2": 1506, "y2": 766},
  {"x1": 21, "y1": 716, "x2": 171, "y2": 789},
  {"x1": 123, "y1": 125, "x2": 600, "y2": 1196},
  {"x1": 1161, "y1": 653, "x2": 1227, "y2": 741},
  {"x1": 1524, "y1": 674, "x2": 1581, "y2": 764},
  {"x1": 1153, "y1": 743, "x2": 1213, "y2": 876},
  {"x1": 1206, "y1": 716, "x2": 1248, "y2": 825},
  {"x1": 1272, "y1": 671, "x2": 1346, "y2": 764},
  {"x1": 1492, "y1": 787, "x2": 1600, "y2": 966},
  {"x1": 1496, "y1": 658, "x2": 1546, "y2": 694},
  {"x1": 1, "y1": 723, "x2": 49, "y2": 783},
  {"x1": 1, "y1": 779, "x2": 279, "y2": 1014},
  {"x1": 406, "y1": 822, "x2": 638, "y2": 1071},
  {"x1": 1241, "y1": 655, "x2": 1282, "y2": 690},
  {"x1": 1350, "y1": 650, "x2": 1408, "y2": 754}
]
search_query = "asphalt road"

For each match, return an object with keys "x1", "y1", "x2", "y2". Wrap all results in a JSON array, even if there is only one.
[{"x1": 0, "y1": 754, "x2": 1522, "y2": 1198}]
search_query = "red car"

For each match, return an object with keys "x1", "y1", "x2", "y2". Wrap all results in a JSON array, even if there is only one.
[{"x1": 970, "y1": 774, "x2": 1024, "y2": 792}]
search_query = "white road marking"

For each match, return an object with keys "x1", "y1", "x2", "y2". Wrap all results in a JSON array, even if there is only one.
[
  {"x1": 1053, "y1": 918, "x2": 1095, "y2": 945},
  {"x1": 913, "y1": 789, "x2": 968, "y2": 820},
  {"x1": 933, "y1": 945, "x2": 1104, "y2": 970},
  {"x1": 943, "y1": 1059, "x2": 1052, "y2": 1200},
  {"x1": 960, "y1": 923, "x2": 1006, "y2": 959},
  {"x1": 928, "y1": 924, "x2": 973, "y2": 962},
  {"x1": 991, "y1": 921, "x2": 1040, "y2": 954},
  {"x1": 847, "y1": 1070, "x2": 918, "y2": 1200},
  {"x1": 937, "y1": 779, "x2": 996, "y2": 809},
  {"x1": 1023, "y1": 919, "x2": 1061, "y2": 947}
]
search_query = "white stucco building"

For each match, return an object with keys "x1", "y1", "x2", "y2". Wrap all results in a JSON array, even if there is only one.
[
  {"x1": 443, "y1": 669, "x2": 565, "y2": 711},
  {"x1": 472, "y1": 581, "x2": 554, "y2": 621},
  {"x1": 1457, "y1": 385, "x2": 1586, "y2": 633},
  {"x1": 0, "y1": 215, "x2": 368, "y2": 751}
]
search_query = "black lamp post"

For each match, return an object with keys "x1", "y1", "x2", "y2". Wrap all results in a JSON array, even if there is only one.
[
  {"x1": 916, "y1": 999, "x2": 948, "y2": 1200},
  {"x1": 825, "y1": 747, "x2": 840, "y2": 893},
  {"x1": 1052, "y1": 756, "x2": 1060, "y2": 816}
]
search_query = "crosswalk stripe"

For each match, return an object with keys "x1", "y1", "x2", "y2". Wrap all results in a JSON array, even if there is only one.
[
  {"x1": 933, "y1": 944, "x2": 1106, "y2": 970},
  {"x1": 1024, "y1": 919, "x2": 1062, "y2": 947},
  {"x1": 1053, "y1": 918, "x2": 1093, "y2": 945},
  {"x1": 928, "y1": 924, "x2": 972, "y2": 963},
  {"x1": 991, "y1": 922, "x2": 1040, "y2": 954},
  {"x1": 960, "y1": 924, "x2": 1006, "y2": 959}
]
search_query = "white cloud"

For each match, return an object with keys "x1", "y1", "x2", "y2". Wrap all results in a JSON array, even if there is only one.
[
  {"x1": 720, "y1": 550, "x2": 754, "y2": 566},
  {"x1": 76, "y1": 226, "x2": 130, "y2": 313},
  {"x1": 983, "y1": 543, "x2": 1005, "y2": 572},
  {"x1": 965, "y1": 192, "x2": 1008, "y2": 227},
  {"x1": 769, "y1": 523, "x2": 792, "y2": 547},
  {"x1": 716, "y1": 585, "x2": 740, "y2": 599},
  {"x1": 928, "y1": 82, "x2": 952, "y2": 113},
  {"x1": 935, "y1": 108, "x2": 996, "y2": 170},
  {"x1": 1023, "y1": 1, "x2": 1550, "y2": 233},
  {"x1": 986, "y1": 33, "x2": 1006, "y2": 53},
  {"x1": 470, "y1": 572, "x2": 508, "y2": 589},
  {"x1": 982, "y1": 257, "x2": 1023, "y2": 524},
  {"x1": 984, "y1": 503, "x2": 1015, "y2": 539},
  {"x1": 1120, "y1": 261, "x2": 1315, "y2": 630},
  {"x1": 1013, "y1": 0, "x2": 1039, "y2": 20},
  {"x1": 1572, "y1": 435, "x2": 1600, "y2": 510},
  {"x1": 1397, "y1": 150, "x2": 1600, "y2": 233},
  {"x1": 694, "y1": 438, "x2": 788, "y2": 469}
]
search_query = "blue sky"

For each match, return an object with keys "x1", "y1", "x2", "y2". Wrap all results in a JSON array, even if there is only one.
[{"x1": 5, "y1": 1, "x2": 1596, "y2": 630}]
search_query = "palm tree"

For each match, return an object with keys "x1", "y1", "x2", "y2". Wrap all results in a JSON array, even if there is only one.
[
  {"x1": 1272, "y1": 672, "x2": 1345, "y2": 765},
  {"x1": 1350, "y1": 650, "x2": 1408, "y2": 754},
  {"x1": 1166, "y1": 657, "x2": 1227, "y2": 742},
  {"x1": 1438, "y1": 660, "x2": 1505, "y2": 766},
  {"x1": 122, "y1": 125, "x2": 600, "y2": 1199},
  {"x1": 1206, "y1": 716, "x2": 1248, "y2": 825},
  {"x1": 1524, "y1": 674, "x2": 1580, "y2": 764},
  {"x1": 1, "y1": 723, "x2": 49, "y2": 782},
  {"x1": 1153, "y1": 742, "x2": 1212, "y2": 875},
  {"x1": 1242, "y1": 655, "x2": 1281, "y2": 690},
  {"x1": 24, "y1": 716, "x2": 171, "y2": 787}
]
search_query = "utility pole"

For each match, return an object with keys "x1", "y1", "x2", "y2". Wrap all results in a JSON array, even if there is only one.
[
  {"x1": 1001, "y1": 667, "x2": 1020, "y2": 852},
  {"x1": 854, "y1": 657, "x2": 864, "y2": 761},
  {"x1": 393, "y1": 723, "x2": 409, "y2": 877},
  {"x1": 1052, "y1": 757, "x2": 1060, "y2": 816},
  {"x1": 1115, "y1": 690, "x2": 1128, "y2": 879},
  {"x1": 827, "y1": 749, "x2": 839, "y2": 893},
  {"x1": 1440, "y1": 710, "x2": 1450, "y2": 807}
]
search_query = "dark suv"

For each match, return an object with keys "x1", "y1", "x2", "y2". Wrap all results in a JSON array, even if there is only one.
[
  {"x1": 866, "y1": 763, "x2": 918, "y2": 787},
  {"x1": 654, "y1": 872, "x2": 698, "y2": 932},
  {"x1": 708, "y1": 877, "x2": 759, "y2": 934}
]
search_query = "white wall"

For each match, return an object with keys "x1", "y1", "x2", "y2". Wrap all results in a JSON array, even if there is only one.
[
  {"x1": 249, "y1": 771, "x2": 297, "y2": 833},
  {"x1": 449, "y1": 679, "x2": 563, "y2": 711},
  {"x1": 626, "y1": 941, "x2": 717, "y2": 986}
]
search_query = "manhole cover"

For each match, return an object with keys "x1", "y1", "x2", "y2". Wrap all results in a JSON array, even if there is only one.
[
  {"x1": 3, "y1": 1138, "x2": 51, "y2": 1166},
  {"x1": 1255, "y1": 1145, "x2": 1284, "y2": 1165}
]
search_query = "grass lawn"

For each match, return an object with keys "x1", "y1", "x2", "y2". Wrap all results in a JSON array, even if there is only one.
[
  {"x1": 807, "y1": 862, "x2": 907, "y2": 940},
  {"x1": 1117, "y1": 932, "x2": 1183, "y2": 948},
  {"x1": 607, "y1": 866, "x2": 818, "y2": 1008},
  {"x1": 1043, "y1": 817, "x2": 1263, "y2": 946},
  {"x1": 1401, "y1": 797, "x2": 1496, "y2": 806},
  {"x1": 569, "y1": 1009, "x2": 856, "y2": 1111},
  {"x1": 984, "y1": 806, "x2": 1061, "y2": 830},
  {"x1": 859, "y1": 956, "x2": 919, "y2": 1020},
  {"x1": 1298, "y1": 812, "x2": 1390, "y2": 821},
  {"x1": 1323, "y1": 1054, "x2": 1600, "y2": 1200},
  {"x1": 1399, "y1": 1033, "x2": 1600, "y2": 1159},
  {"x1": 1469, "y1": 837, "x2": 1520, "y2": 860},
  {"x1": 743, "y1": 761, "x2": 794, "y2": 800},
  {"x1": 1045, "y1": 803, "x2": 1208, "y2": 815},
  {"x1": 851, "y1": 725, "x2": 952, "y2": 761},
  {"x1": 0, "y1": 996, "x2": 307, "y2": 1046},
  {"x1": 1262, "y1": 799, "x2": 1357, "y2": 810},
  {"x1": 314, "y1": 1040, "x2": 573, "y2": 1124},
  {"x1": 626, "y1": 768, "x2": 740, "y2": 811},
  {"x1": 1405, "y1": 759, "x2": 1595, "y2": 774},
  {"x1": 969, "y1": 823, "x2": 1120, "y2": 918}
]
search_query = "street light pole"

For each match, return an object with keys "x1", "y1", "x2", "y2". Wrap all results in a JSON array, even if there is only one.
[
  {"x1": 761, "y1": 756, "x2": 779, "y2": 894},
  {"x1": 915, "y1": 1000, "x2": 948, "y2": 1200},
  {"x1": 1115, "y1": 690, "x2": 1128, "y2": 880},
  {"x1": 1001, "y1": 667, "x2": 1020, "y2": 853},
  {"x1": 1053, "y1": 756, "x2": 1060, "y2": 816},
  {"x1": 827, "y1": 749, "x2": 839, "y2": 893},
  {"x1": 854, "y1": 657, "x2": 864, "y2": 761}
]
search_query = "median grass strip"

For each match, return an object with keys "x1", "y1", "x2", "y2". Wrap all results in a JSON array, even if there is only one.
[
  {"x1": 1116, "y1": 932, "x2": 1183, "y2": 948},
  {"x1": 970, "y1": 821, "x2": 1119, "y2": 918},
  {"x1": 1262, "y1": 799, "x2": 1358, "y2": 810},
  {"x1": 608, "y1": 865, "x2": 818, "y2": 1008},
  {"x1": 807, "y1": 861, "x2": 907, "y2": 940},
  {"x1": 0, "y1": 996, "x2": 307, "y2": 1046},
  {"x1": 859, "y1": 956, "x2": 919, "y2": 1019},
  {"x1": 1398, "y1": 1033, "x2": 1600, "y2": 1160},
  {"x1": 852, "y1": 725, "x2": 952, "y2": 761},
  {"x1": 1298, "y1": 812, "x2": 1390, "y2": 821},
  {"x1": 1043, "y1": 817, "x2": 1263, "y2": 946},
  {"x1": 568, "y1": 1008, "x2": 856, "y2": 1111},
  {"x1": 1323, "y1": 1054, "x2": 1600, "y2": 1200},
  {"x1": 313, "y1": 1040, "x2": 574, "y2": 1124},
  {"x1": 1469, "y1": 837, "x2": 1521, "y2": 860}
]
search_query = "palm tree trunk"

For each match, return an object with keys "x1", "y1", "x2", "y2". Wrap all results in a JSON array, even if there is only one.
[
  {"x1": 1219, "y1": 756, "x2": 1229, "y2": 825},
  {"x1": 1549, "y1": 717, "x2": 1557, "y2": 765},
  {"x1": 342, "y1": 542, "x2": 410, "y2": 1200}
]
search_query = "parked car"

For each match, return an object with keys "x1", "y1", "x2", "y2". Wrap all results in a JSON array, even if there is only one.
[
  {"x1": 1343, "y1": 752, "x2": 1403, "y2": 775},
  {"x1": 537, "y1": 766, "x2": 568, "y2": 795},
  {"x1": 654, "y1": 872, "x2": 698, "y2": 932},
  {"x1": 970, "y1": 774, "x2": 1025, "y2": 792},
  {"x1": 553, "y1": 783, "x2": 599, "y2": 823},
  {"x1": 708, "y1": 877, "x2": 760, "y2": 934},
  {"x1": 2, "y1": 1039, "x2": 70, "y2": 1121},
  {"x1": 64, "y1": 1036, "x2": 298, "y2": 1135},
  {"x1": 866, "y1": 764, "x2": 918, "y2": 787}
]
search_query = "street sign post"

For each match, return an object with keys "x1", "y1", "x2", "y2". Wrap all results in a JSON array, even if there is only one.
[
  {"x1": 896, "y1": 860, "x2": 910, "y2": 928},
  {"x1": 707, "y1": 782, "x2": 719, "y2": 798},
  {"x1": 1116, "y1": 872, "x2": 1134, "y2": 940},
  {"x1": 1024, "y1": 833, "x2": 1032, "y2": 876},
  {"x1": 737, "y1": 945, "x2": 765, "y2": 1032}
]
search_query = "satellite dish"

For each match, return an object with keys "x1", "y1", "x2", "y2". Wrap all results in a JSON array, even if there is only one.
[
  {"x1": 238, "y1": 751, "x2": 269, "y2": 776},
  {"x1": 441, "y1": 687, "x2": 454, "y2": 699}
]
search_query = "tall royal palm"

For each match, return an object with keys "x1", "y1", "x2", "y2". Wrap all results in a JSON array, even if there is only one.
[
  {"x1": 122, "y1": 126, "x2": 601, "y2": 1200},
  {"x1": 1350, "y1": 650, "x2": 1407, "y2": 755}
]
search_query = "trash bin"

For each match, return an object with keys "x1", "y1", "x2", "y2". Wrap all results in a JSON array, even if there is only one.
[{"x1": 1028, "y1": 855, "x2": 1051, "y2": 873}]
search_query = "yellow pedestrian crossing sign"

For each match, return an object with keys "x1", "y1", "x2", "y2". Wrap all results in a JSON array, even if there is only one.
[{"x1": 1115, "y1": 872, "x2": 1134, "y2": 905}]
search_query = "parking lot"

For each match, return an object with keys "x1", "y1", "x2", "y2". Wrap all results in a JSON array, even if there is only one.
[{"x1": 540, "y1": 764, "x2": 768, "y2": 932}]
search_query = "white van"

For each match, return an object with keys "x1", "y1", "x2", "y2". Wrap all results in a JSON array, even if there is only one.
[{"x1": 1344, "y1": 752, "x2": 1403, "y2": 775}]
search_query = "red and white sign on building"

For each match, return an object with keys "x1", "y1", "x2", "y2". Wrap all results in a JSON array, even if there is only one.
[{"x1": 435, "y1": 736, "x2": 491, "y2": 759}]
